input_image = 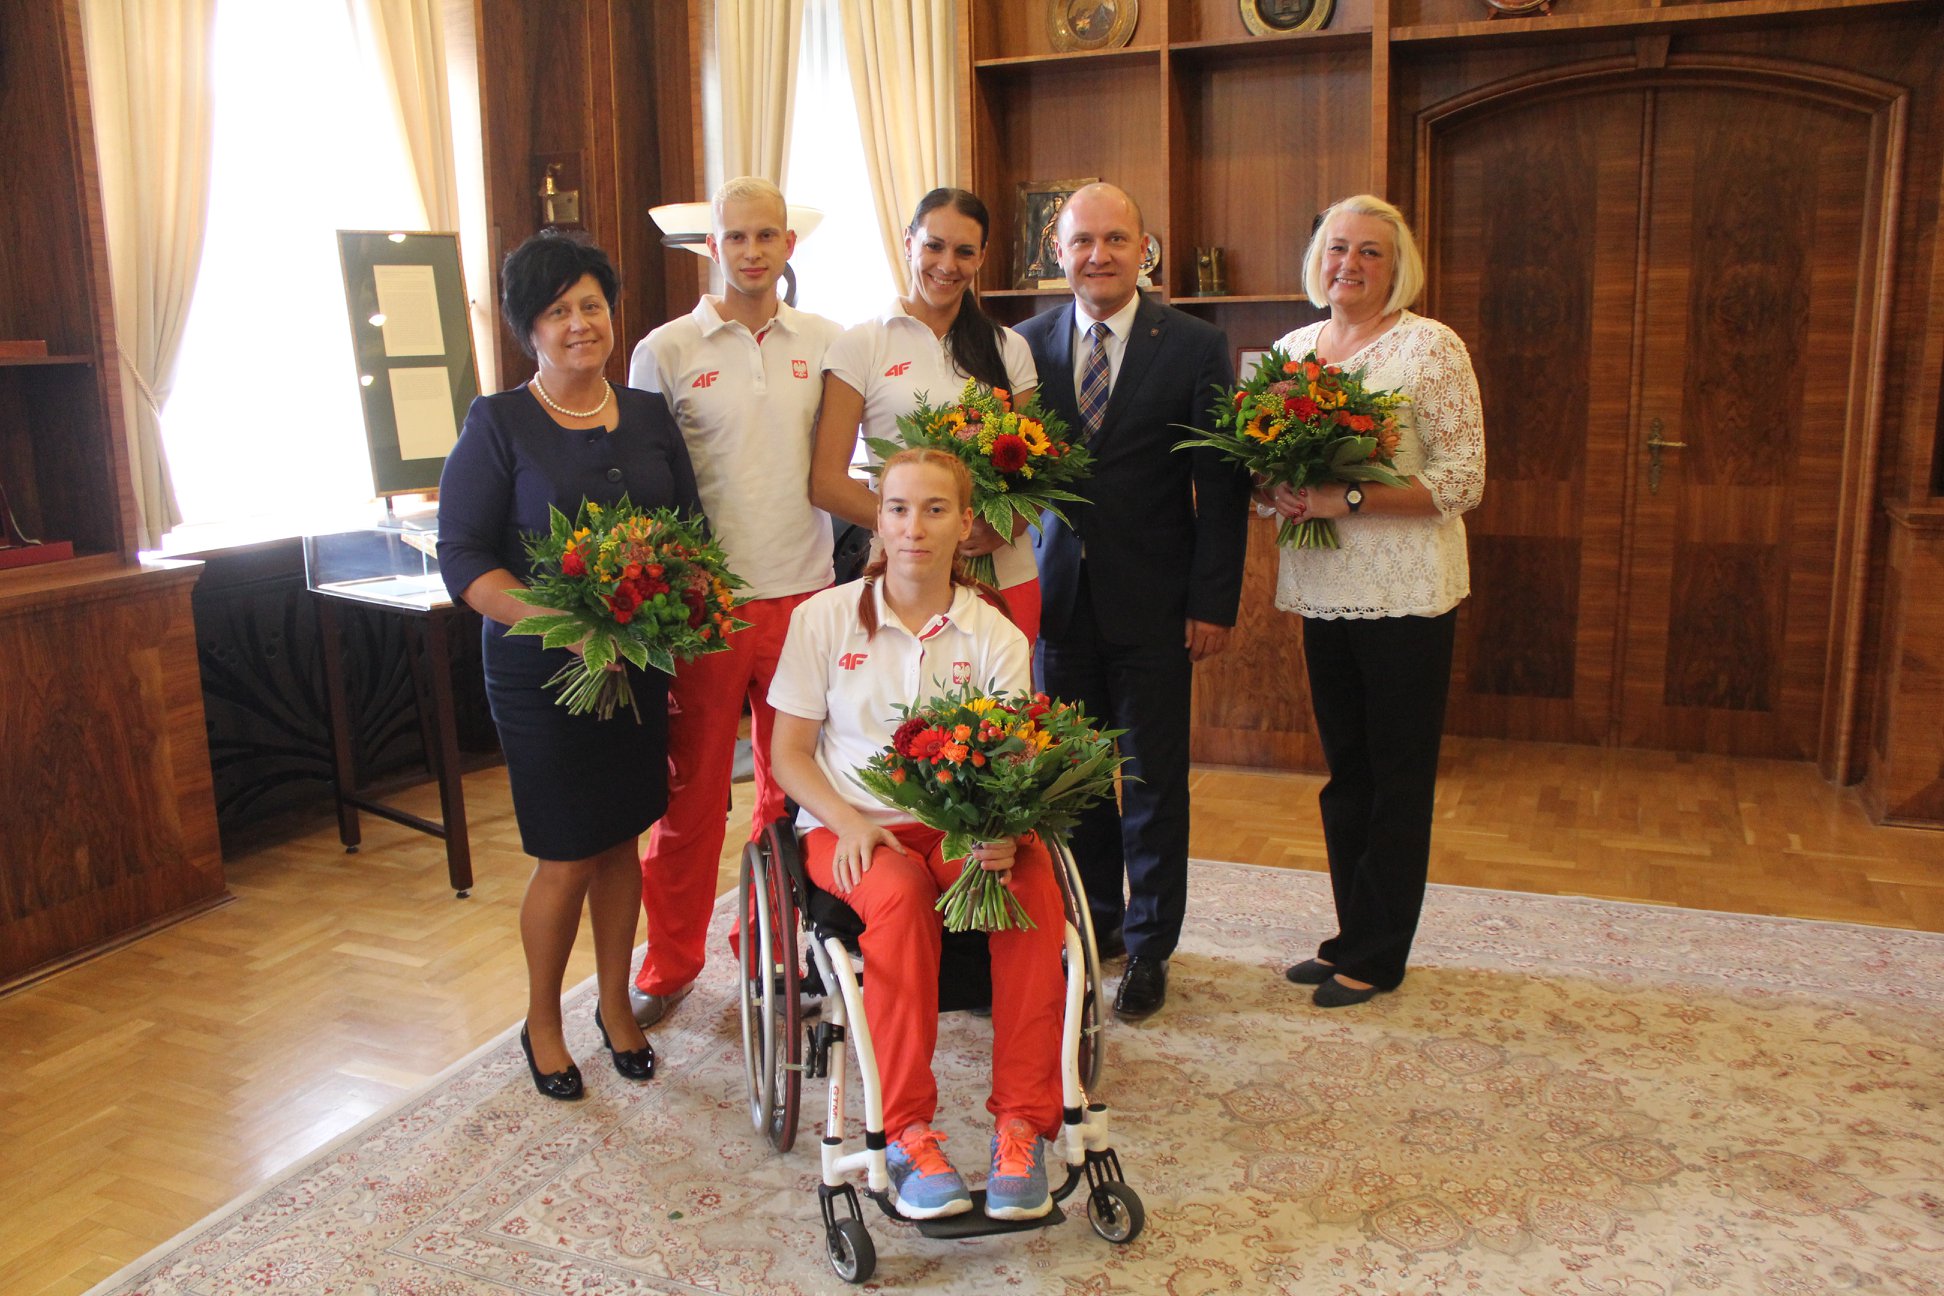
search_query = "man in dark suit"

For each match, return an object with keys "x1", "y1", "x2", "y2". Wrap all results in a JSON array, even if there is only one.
[{"x1": 1016, "y1": 183, "x2": 1250, "y2": 1020}]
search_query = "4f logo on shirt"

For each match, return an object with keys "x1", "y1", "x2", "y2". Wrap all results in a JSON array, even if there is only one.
[
  {"x1": 691, "y1": 370, "x2": 721, "y2": 389},
  {"x1": 884, "y1": 360, "x2": 912, "y2": 378},
  {"x1": 792, "y1": 359, "x2": 809, "y2": 379},
  {"x1": 838, "y1": 652, "x2": 869, "y2": 671},
  {"x1": 952, "y1": 661, "x2": 971, "y2": 684}
]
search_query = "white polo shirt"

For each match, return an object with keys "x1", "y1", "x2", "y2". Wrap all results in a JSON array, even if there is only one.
[
  {"x1": 630, "y1": 297, "x2": 844, "y2": 601},
  {"x1": 822, "y1": 301, "x2": 1041, "y2": 590},
  {"x1": 767, "y1": 581, "x2": 1032, "y2": 830}
]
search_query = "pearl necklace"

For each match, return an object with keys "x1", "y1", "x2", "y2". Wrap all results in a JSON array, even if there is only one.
[{"x1": 532, "y1": 375, "x2": 612, "y2": 419}]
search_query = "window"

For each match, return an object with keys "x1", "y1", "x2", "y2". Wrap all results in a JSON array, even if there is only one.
[
  {"x1": 157, "y1": 1, "x2": 435, "y2": 551},
  {"x1": 780, "y1": 0, "x2": 896, "y2": 328}
]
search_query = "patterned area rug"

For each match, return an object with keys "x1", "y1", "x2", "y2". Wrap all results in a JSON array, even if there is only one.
[{"x1": 93, "y1": 863, "x2": 1944, "y2": 1296}]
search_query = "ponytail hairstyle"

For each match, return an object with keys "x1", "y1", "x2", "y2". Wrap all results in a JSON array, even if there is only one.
[
  {"x1": 907, "y1": 188, "x2": 1009, "y2": 393},
  {"x1": 857, "y1": 447, "x2": 1012, "y2": 637}
]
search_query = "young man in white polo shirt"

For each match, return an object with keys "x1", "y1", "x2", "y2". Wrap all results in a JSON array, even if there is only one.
[{"x1": 625, "y1": 176, "x2": 843, "y2": 1026}]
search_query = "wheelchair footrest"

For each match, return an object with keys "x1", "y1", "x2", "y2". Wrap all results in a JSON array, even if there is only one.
[{"x1": 913, "y1": 1191, "x2": 1072, "y2": 1239}]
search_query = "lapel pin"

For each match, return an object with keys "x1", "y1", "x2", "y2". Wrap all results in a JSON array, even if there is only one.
[{"x1": 1150, "y1": 327, "x2": 1160, "y2": 336}]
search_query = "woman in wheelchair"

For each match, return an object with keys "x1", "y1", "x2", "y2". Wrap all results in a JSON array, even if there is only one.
[{"x1": 766, "y1": 447, "x2": 1066, "y2": 1222}]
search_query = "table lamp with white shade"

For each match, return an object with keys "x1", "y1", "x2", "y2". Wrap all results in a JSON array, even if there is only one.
[{"x1": 650, "y1": 201, "x2": 825, "y2": 306}]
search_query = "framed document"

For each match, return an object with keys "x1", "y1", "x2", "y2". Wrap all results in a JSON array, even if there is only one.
[
  {"x1": 1236, "y1": 348, "x2": 1274, "y2": 382},
  {"x1": 337, "y1": 231, "x2": 480, "y2": 496}
]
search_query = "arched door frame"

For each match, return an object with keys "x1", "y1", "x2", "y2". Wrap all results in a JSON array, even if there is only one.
[{"x1": 1414, "y1": 53, "x2": 1907, "y2": 780}]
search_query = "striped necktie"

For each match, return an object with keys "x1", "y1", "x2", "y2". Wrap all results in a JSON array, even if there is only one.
[{"x1": 1079, "y1": 321, "x2": 1111, "y2": 437}]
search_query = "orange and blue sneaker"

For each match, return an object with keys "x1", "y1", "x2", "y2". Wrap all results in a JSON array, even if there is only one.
[
  {"x1": 984, "y1": 1116, "x2": 1052, "y2": 1220},
  {"x1": 886, "y1": 1123, "x2": 973, "y2": 1219}
]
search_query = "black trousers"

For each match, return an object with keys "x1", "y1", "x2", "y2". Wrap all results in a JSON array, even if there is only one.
[
  {"x1": 1302, "y1": 608, "x2": 1458, "y2": 989},
  {"x1": 1037, "y1": 571, "x2": 1194, "y2": 960}
]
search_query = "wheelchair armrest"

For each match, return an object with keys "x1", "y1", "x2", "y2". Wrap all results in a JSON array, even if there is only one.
[{"x1": 763, "y1": 814, "x2": 866, "y2": 942}]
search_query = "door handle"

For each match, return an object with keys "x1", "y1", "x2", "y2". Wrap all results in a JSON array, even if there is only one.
[{"x1": 1646, "y1": 417, "x2": 1686, "y2": 495}]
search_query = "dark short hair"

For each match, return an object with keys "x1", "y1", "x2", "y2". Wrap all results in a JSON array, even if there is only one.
[{"x1": 499, "y1": 232, "x2": 622, "y2": 358}]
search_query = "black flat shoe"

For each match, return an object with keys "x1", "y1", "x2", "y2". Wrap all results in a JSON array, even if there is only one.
[
  {"x1": 1312, "y1": 977, "x2": 1383, "y2": 1009},
  {"x1": 1285, "y1": 958, "x2": 1335, "y2": 986},
  {"x1": 594, "y1": 1004, "x2": 656, "y2": 1081},
  {"x1": 1114, "y1": 955, "x2": 1168, "y2": 1020},
  {"x1": 520, "y1": 1024, "x2": 585, "y2": 1100}
]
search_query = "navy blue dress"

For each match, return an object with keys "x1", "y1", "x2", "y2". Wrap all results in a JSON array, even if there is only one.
[{"x1": 438, "y1": 385, "x2": 702, "y2": 860}]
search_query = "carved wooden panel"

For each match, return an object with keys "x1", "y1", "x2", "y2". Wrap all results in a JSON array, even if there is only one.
[
  {"x1": 1190, "y1": 515, "x2": 1322, "y2": 769},
  {"x1": 0, "y1": 567, "x2": 224, "y2": 982},
  {"x1": 1622, "y1": 78, "x2": 1879, "y2": 759},
  {"x1": 1429, "y1": 87, "x2": 1644, "y2": 744}
]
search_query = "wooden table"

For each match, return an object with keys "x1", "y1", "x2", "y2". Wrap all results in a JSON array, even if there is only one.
[{"x1": 312, "y1": 585, "x2": 473, "y2": 896}]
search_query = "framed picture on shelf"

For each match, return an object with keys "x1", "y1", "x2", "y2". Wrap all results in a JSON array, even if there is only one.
[
  {"x1": 1236, "y1": 348, "x2": 1274, "y2": 382},
  {"x1": 1240, "y1": 0, "x2": 1335, "y2": 35},
  {"x1": 1015, "y1": 176, "x2": 1097, "y2": 288}
]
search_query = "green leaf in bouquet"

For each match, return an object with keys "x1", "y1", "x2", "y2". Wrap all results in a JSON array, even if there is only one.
[
  {"x1": 616, "y1": 637, "x2": 650, "y2": 670},
  {"x1": 1328, "y1": 435, "x2": 1380, "y2": 469},
  {"x1": 506, "y1": 612, "x2": 579, "y2": 636},
  {"x1": 646, "y1": 645, "x2": 676, "y2": 676},
  {"x1": 581, "y1": 632, "x2": 616, "y2": 672},
  {"x1": 541, "y1": 620, "x2": 591, "y2": 651}
]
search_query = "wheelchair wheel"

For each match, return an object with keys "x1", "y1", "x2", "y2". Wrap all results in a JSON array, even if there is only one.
[
  {"x1": 1088, "y1": 1180, "x2": 1145, "y2": 1244},
  {"x1": 761, "y1": 831, "x2": 803, "y2": 1152},
  {"x1": 826, "y1": 1216, "x2": 876, "y2": 1283}
]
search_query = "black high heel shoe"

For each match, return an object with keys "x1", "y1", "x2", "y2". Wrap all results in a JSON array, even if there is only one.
[
  {"x1": 520, "y1": 1024, "x2": 585, "y2": 1101},
  {"x1": 595, "y1": 1003, "x2": 656, "y2": 1081}
]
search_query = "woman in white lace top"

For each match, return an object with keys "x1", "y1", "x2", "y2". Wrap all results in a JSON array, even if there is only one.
[{"x1": 1262, "y1": 194, "x2": 1485, "y2": 1009}]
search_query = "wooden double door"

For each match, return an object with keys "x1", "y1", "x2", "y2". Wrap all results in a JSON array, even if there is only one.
[{"x1": 1423, "y1": 58, "x2": 1901, "y2": 767}]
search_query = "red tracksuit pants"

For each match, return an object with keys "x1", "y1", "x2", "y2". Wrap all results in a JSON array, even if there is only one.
[
  {"x1": 635, "y1": 590, "x2": 814, "y2": 996},
  {"x1": 802, "y1": 822, "x2": 1066, "y2": 1140}
]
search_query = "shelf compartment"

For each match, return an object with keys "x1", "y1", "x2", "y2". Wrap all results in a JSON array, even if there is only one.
[
  {"x1": 968, "y1": 56, "x2": 1169, "y2": 297},
  {"x1": 1169, "y1": 44, "x2": 1372, "y2": 298},
  {"x1": 1171, "y1": 0, "x2": 1376, "y2": 44},
  {"x1": 967, "y1": 1, "x2": 1165, "y2": 62}
]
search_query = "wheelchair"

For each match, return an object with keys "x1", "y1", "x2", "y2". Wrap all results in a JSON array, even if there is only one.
[{"x1": 736, "y1": 816, "x2": 1144, "y2": 1284}]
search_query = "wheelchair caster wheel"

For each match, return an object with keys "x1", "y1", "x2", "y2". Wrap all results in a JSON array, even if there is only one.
[
  {"x1": 826, "y1": 1216, "x2": 876, "y2": 1283},
  {"x1": 1088, "y1": 1180, "x2": 1144, "y2": 1244}
]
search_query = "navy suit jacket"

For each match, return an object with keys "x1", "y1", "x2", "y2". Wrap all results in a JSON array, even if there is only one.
[{"x1": 1018, "y1": 295, "x2": 1250, "y2": 645}]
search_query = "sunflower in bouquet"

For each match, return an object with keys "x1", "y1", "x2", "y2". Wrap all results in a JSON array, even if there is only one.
[
  {"x1": 864, "y1": 380, "x2": 1093, "y2": 585},
  {"x1": 1175, "y1": 345, "x2": 1412, "y2": 549},
  {"x1": 853, "y1": 682, "x2": 1126, "y2": 933},
  {"x1": 506, "y1": 496, "x2": 749, "y2": 721}
]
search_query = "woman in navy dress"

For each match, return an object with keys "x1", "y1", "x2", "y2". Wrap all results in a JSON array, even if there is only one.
[{"x1": 438, "y1": 233, "x2": 701, "y2": 1099}]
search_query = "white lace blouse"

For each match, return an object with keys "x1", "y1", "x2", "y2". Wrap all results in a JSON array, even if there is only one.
[{"x1": 1270, "y1": 312, "x2": 1485, "y2": 620}]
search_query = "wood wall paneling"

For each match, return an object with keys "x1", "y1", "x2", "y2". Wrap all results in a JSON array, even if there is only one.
[
  {"x1": 1863, "y1": 507, "x2": 1944, "y2": 824},
  {"x1": 0, "y1": 564, "x2": 225, "y2": 985},
  {"x1": 476, "y1": 1, "x2": 699, "y2": 387}
]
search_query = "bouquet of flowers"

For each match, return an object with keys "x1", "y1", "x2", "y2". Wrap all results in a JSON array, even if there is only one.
[
  {"x1": 1175, "y1": 345, "x2": 1412, "y2": 549},
  {"x1": 853, "y1": 682, "x2": 1125, "y2": 932},
  {"x1": 864, "y1": 380, "x2": 1093, "y2": 586},
  {"x1": 506, "y1": 496, "x2": 749, "y2": 721}
]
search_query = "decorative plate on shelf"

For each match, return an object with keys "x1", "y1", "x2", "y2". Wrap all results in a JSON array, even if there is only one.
[
  {"x1": 1139, "y1": 233, "x2": 1161, "y2": 281},
  {"x1": 1239, "y1": 0, "x2": 1334, "y2": 35},
  {"x1": 1481, "y1": 0, "x2": 1553, "y2": 14},
  {"x1": 1048, "y1": 0, "x2": 1139, "y2": 52}
]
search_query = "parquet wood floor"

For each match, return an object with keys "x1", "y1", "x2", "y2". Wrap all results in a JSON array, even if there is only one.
[{"x1": 2, "y1": 738, "x2": 1937, "y2": 1296}]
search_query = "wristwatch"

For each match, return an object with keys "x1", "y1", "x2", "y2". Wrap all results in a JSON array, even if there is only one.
[{"x1": 1344, "y1": 485, "x2": 1365, "y2": 514}]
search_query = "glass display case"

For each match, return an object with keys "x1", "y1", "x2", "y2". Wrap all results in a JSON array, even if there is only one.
[{"x1": 303, "y1": 508, "x2": 448, "y2": 610}]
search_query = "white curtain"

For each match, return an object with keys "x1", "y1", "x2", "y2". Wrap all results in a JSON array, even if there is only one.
[
  {"x1": 349, "y1": 0, "x2": 461, "y2": 232},
  {"x1": 841, "y1": 0, "x2": 957, "y2": 285},
  {"x1": 717, "y1": 0, "x2": 806, "y2": 183},
  {"x1": 81, "y1": 0, "x2": 218, "y2": 549}
]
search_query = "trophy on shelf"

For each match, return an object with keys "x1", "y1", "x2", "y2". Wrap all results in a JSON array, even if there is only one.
[{"x1": 0, "y1": 477, "x2": 74, "y2": 571}]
